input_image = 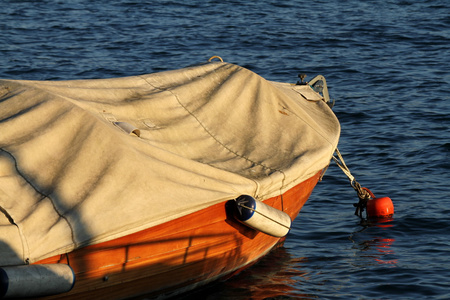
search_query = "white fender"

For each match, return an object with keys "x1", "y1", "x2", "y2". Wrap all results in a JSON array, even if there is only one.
[
  {"x1": 234, "y1": 195, "x2": 291, "y2": 238},
  {"x1": 0, "y1": 264, "x2": 75, "y2": 298}
]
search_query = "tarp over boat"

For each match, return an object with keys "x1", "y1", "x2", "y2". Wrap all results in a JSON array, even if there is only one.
[{"x1": 0, "y1": 62, "x2": 340, "y2": 265}]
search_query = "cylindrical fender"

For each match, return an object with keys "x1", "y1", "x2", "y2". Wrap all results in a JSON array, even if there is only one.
[
  {"x1": 234, "y1": 195, "x2": 291, "y2": 237},
  {"x1": 0, "y1": 264, "x2": 75, "y2": 298}
]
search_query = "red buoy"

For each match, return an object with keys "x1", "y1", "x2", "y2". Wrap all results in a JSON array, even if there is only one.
[
  {"x1": 363, "y1": 188, "x2": 394, "y2": 218},
  {"x1": 367, "y1": 196, "x2": 394, "y2": 218}
]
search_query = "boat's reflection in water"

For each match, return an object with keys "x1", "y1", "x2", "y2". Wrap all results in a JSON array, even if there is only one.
[
  {"x1": 177, "y1": 218, "x2": 398, "y2": 300},
  {"x1": 178, "y1": 246, "x2": 314, "y2": 300}
]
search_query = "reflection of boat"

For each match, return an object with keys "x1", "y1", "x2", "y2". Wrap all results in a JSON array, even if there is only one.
[
  {"x1": 0, "y1": 60, "x2": 340, "y2": 299},
  {"x1": 183, "y1": 247, "x2": 313, "y2": 300}
]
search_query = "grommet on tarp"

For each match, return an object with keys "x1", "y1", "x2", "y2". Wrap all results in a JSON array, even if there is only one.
[
  {"x1": 114, "y1": 122, "x2": 140, "y2": 137},
  {"x1": 332, "y1": 148, "x2": 394, "y2": 220}
]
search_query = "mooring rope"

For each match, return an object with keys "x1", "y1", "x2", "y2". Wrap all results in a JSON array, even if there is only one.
[{"x1": 332, "y1": 148, "x2": 372, "y2": 218}]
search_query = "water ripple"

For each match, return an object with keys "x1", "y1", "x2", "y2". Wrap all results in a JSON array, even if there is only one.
[{"x1": 1, "y1": 0, "x2": 449, "y2": 299}]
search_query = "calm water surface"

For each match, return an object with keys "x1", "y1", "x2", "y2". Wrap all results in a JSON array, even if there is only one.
[{"x1": 1, "y1": 0, "x2": 449, "y2": 299}]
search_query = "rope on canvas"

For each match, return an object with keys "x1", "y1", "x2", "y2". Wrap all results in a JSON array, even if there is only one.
[{"x1": 332, "y1": 148, "x2": 371, "y2": 218}]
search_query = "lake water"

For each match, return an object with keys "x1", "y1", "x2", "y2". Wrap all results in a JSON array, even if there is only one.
[{"x1": 1, "y1": 0, "x2": 449, "y2": 299}]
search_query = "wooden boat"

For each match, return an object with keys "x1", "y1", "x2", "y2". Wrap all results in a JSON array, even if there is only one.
[{"x1": 0, "y1": 58, "x2": 340, "y2": 299}]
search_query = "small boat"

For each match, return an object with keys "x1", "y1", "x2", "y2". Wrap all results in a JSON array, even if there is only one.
[{"x1": 0, "y1": 58, "x2": 340, "y2": 299}]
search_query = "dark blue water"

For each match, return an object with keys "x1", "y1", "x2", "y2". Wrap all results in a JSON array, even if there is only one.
[{"x1": 2, "y1": 0, "x2": 449, "y2": 299}]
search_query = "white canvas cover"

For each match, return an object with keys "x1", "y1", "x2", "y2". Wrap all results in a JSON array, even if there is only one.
[{"x1": 0, "y1": 62, "x2": 340, "y2": 265}]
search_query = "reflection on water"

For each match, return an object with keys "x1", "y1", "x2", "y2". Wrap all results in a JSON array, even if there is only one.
[
  {"x1": 179, "y1": 247, "x2": 316, "y2": 299},
  {"x1": 372, "y1": 238, "x2": 397, "y2": 265},
  {"x1": 350, "y1": 218, "x2": 398, "y2": 267},
  {"x1": 179, "y1": 217, "x2": 399, "y2": 299}
]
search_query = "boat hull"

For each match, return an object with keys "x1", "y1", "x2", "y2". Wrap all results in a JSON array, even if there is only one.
[{"x1": 35, "y1": 171, "x2": 322, "y2": 300}]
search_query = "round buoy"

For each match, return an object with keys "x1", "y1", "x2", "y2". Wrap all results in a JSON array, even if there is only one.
[{"x1": 366, "y1": 196, "x2": 394, "y2": 218}]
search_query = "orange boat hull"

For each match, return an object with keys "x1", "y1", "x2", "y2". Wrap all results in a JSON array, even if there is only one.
[{"x1": 36, "y1": 172, "x2": 321, "y2": 299}]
